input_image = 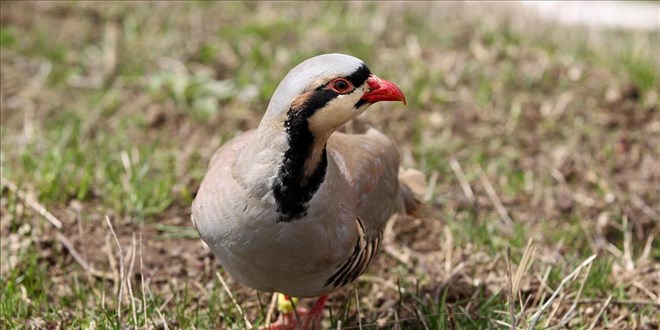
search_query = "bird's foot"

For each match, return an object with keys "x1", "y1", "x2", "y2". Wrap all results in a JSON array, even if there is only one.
[
  {"x1": 262, "y1": 295, "x2": 327, "y2": 330},
  {"x1": 262, "y1": 307, "x2": 310, "y2": 330}
]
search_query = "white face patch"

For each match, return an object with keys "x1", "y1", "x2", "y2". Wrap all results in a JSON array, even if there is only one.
[{"x1": 306, "y1": 86, "x2": 370, "y2": 135}]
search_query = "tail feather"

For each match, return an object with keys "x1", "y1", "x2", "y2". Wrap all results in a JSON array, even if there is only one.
[{"x1": 398, "y1": 168, "x2": 426, "y2": 216}]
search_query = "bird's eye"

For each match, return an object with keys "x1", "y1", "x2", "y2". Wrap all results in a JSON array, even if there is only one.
[{"x1": 330, "y1": 78, "x2": 353, "y2": 94}]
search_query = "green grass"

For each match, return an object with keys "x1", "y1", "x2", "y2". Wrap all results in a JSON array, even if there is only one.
[{"x1": 2, "y1": 1, "x2": 659, "y2": 329}]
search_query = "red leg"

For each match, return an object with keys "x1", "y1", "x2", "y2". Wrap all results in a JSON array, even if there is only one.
[{"x1": 302, "y1": 295, "x2": 328, "y2": 330}]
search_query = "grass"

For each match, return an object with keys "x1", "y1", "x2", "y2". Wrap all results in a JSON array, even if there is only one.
[{"x1": 2, "y1": 1, "x2": 659, "y2": 329}]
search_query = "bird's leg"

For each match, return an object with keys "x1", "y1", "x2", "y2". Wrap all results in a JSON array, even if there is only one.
[
  {"x1": 301, "y1": 295, "x2": 328, "y2": 330},
  {"x1": 265, "y1": 294, "x2": 327, "y2": 330},
  {"x1": 285, "y1": 295, "x2": 304, "y2": 327},
  {"x1": 264, "y1": 294, "x2": 309, "y2": 330}
]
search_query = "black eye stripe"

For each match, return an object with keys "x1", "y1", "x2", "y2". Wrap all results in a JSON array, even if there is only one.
[
  {"x1": 354, "y1": 99, "x2": 369, "y2": 109},
  {"x1": 293, "y1": 90, "x2": 337, "y2": 118},
  {"x1": 315, "y1": 63, "x2": 372, "y2": 91},
  {"x1": 345, "y1": 63, "x2": 371, "y2": 86}
]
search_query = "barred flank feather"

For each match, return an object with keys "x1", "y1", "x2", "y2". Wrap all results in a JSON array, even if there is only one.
[{"x1": 324, "y1": 218, "x2": 382, "y2": 288}]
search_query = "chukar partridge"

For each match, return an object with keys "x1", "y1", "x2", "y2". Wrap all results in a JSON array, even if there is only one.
[{"x1": 192, "y1": 53, "x2": 421, "y2": 328}]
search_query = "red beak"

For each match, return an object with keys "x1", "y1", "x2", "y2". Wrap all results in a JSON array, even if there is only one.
[{"x1": 360, "y1": 75, "x2": 407, "y2": 105}]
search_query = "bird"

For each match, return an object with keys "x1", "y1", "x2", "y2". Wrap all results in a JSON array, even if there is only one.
[{"x1": 192, "y1": 53, "x2": 422, "y2": 329}]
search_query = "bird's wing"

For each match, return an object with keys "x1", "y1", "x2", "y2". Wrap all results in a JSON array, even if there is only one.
[{"x1": 327, "y1": 128, "x2": 404, "y2": 238}]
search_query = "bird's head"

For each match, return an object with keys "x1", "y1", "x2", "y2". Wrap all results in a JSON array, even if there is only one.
[{"x1": 262, "y1": 53, "x2": 406, "y2": 138}]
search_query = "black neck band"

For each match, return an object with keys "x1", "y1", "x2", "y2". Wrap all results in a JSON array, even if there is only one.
[{"x1": 273, "y1": 110, "x2": 329, "y2": 222}]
